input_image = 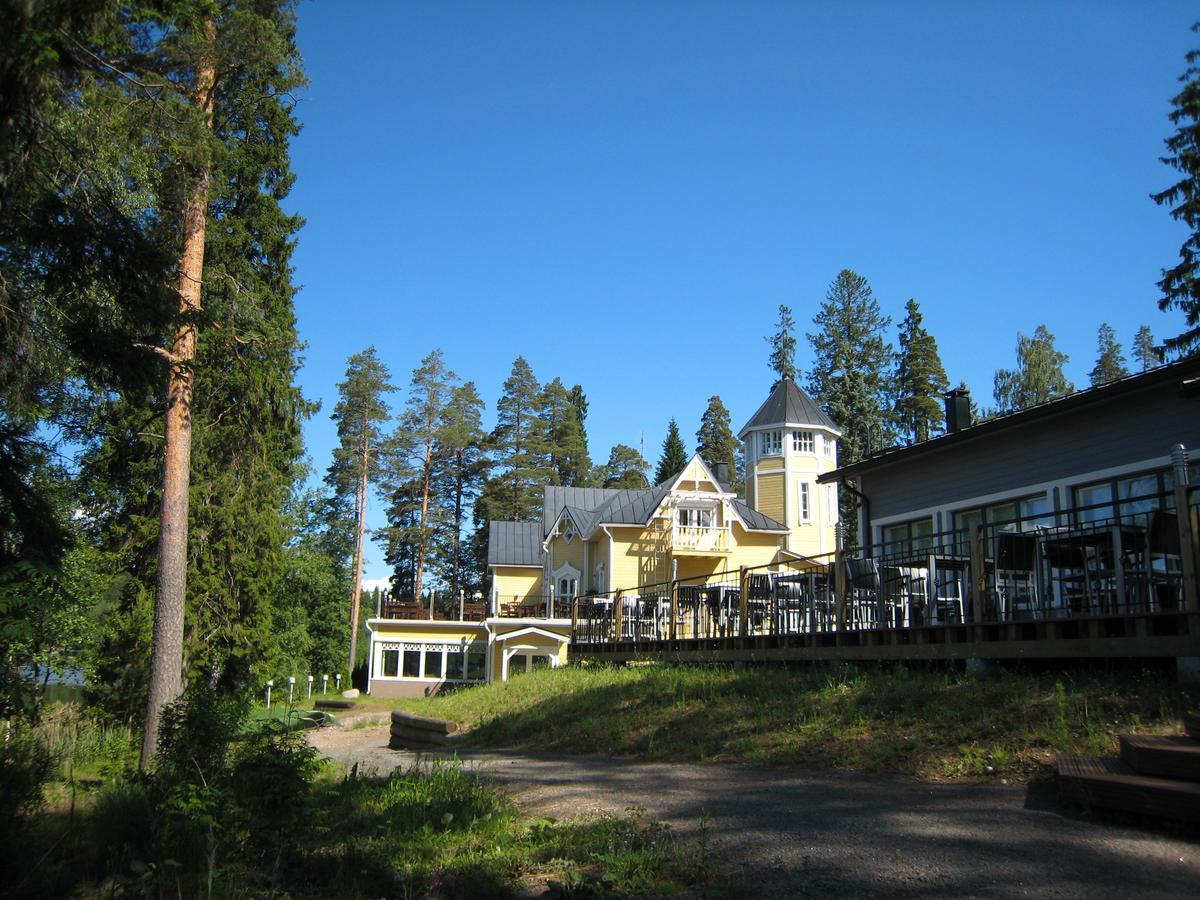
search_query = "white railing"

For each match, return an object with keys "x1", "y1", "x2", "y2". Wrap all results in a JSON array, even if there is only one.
[{"x1": 672, "y1": 525, "x2": 731, "y2": 553}]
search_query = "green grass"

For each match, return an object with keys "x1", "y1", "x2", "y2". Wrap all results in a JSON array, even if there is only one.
[{"x1": 377, "y1": 662, "x2": 1197, "y2": 781}]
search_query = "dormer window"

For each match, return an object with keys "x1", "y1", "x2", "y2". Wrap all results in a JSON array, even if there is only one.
[
  {"x1": 793, "y1": 430, "x2": 814, "y2": 453},
  {"x1": 759, "y1": 430, "x2": 782, "y2": 456}
]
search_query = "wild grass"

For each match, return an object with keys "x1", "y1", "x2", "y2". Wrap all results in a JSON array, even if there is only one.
[{"x1": 384, "y1": 662, "x2": 1197, "y2": 781}]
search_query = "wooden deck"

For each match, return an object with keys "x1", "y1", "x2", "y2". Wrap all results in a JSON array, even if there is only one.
[
  {"x1": 571, "y1": 610, "x2": 1200, "y2": 664},
  {"x1": 1058, "y1": 754, "x2": 1200, "y2": 823}
]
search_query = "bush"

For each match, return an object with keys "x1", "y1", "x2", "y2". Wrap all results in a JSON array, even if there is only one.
[{"x1": 0, "y1": 724, "x2": 54, "y2": 836}]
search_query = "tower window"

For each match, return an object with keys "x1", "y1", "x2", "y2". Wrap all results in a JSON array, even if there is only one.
[
  {"x1": 759, "y1": 430, "x2": 782, "y2": 456},
  {"x1": 798, "y1": 482, "x2": 812, "y2": 521},
  {"x1": 793, "y1": 431, "x2": 814, "y2": 453}
]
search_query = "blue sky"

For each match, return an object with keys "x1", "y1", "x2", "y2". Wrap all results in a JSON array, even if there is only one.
[{"x1": 286, "y1": 1, "x2": 1195, "y2": 583}]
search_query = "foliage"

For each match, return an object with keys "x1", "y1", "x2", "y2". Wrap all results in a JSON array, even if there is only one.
[
  {"x1": 598, "y1": 444, "x2": 651, "y2": 489},
  {"x1": 544, "y1": 378, "x2": 594, "y2": 488},
  {"x1": 992, "y1": 325, "x2": 1074, "y2": 413},
  {"x1": 893, "y1": 299, "x2": 949, "y2": 443},
  {"x1": 0, "y1": 723, "x2": 54, "y2": 841},
  {"x1": 432, "y1": 381, "x2": 489, "y2": 600},
  {"x1": 384, "y1": 349, "x2": 458, "y2": 602},
  {"x1": 1152, "y1": 22, "x2": 1200, "y2": 357},
  {"x1": 695, "y1": 395, "x2": 741, "y2": 491},
  {"x1": 807, "y1": 269, "x2": 893, "y2": 530},
  {"x1": 480, "y1": 356, "x2": 554, "y2": 524},
  {"x1": 654, "y1": 419, "x2": 688, "y2": 485},
  {"x1": 1088, "y1": 323, "x2": 1130, "y2": 387},
  {"x1": 765, "y1": 304, "x2": 798, "y2": 383},
  {"x1": 1133, "y1": 324, "x2": 1162, "y2": 371}
]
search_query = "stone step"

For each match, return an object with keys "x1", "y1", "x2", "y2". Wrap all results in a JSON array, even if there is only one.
[
  {"x1": 1120, "y1": 733, "x2": 1200, "y2": 781},
  {"x1": 1058, "y1": 756, "x2": 1200, "y2": 823}
]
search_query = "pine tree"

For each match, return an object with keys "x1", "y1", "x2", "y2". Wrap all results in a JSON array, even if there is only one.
[
  {"x1": 543, "y1": 378, "x2": 593, "y2": 487},
  {"x1": 597, "y1": 445, "x2": 650, "y2": 489},
  {"x1": 1152, "y1": 22, "x2": 1200, "y2": 357},
  {"x1": 1088, "y1": 323, "x2": 1130, "y2": 387},
  {"x1": 1133, "y1": 325, "x2": 1162, "y2": 371},
  {"x1": 992, "y1": 325, "x2": 1074, "y2": 413},
  {"x1": 893, "y1": 299, "x2": 949, "y2": 443},
  {"x1": 385, "y1": 349, "x2": 458, "y2": 605},
  {"x1": 695, "y1": 396, "x2": 740, "y2": 489},
  {"x1": 655, "y1": 419, "x2": 688, "y2": 484},
  {"x1": 326, "y1": 347, "x2": 396, "y2": 671},
  {"x1": 766, "y1": 305, "x2": 798, "y2": 383},
  {"x1": 431, "y1": 381, "x2": 487, "y2": 600}
]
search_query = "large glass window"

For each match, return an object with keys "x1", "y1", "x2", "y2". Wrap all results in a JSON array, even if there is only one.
[
  {"x1": 793, "y1": 431, "x2": 814, "y2": 453},
  {"x1": 402, "y1": 650, "x2": 422, "y2": 677},
  {"x1": 424, "y1": 648, "x2": 445, "y2": 679},
  {"x1": 881, "y1": 517, "x2": 934, "y2": 559},
  {"x1": 466, "y1": 648, "x2": 486, "y2": 681},
  {"x1": 678, "y1": 507, "x2": 714, "y2": 528},
  {"x1": 446, "y1": 650, "x2": 465, "y2": 680},
  {"x1": 1073, "y1": 469, "x2": 1176, "y2": 525},
  {"x1": 759, "y1": 431, "x2": 782, "y2": 456},
  {"x1": 381, "y1": 648, "x2": 399, "y2": 677}
]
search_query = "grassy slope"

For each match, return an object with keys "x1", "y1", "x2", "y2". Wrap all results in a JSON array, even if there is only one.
[{"x1": 368, "y1": 663, "x2": 1197, "y2": 781}]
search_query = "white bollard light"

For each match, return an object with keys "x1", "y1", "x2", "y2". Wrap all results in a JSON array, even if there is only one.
[
  {"x1": 287, "y1": 676, "x2": 295, "y2": 705},
  {"x1": 306, "y1": 674, "x2": 314, "y2": 699},
  {"x1": 335, "y1": 673, "x2": 341, "y2": 691},
  {"x1": 265, "y1": 680, "x2": 274, "y2": 709},
  {"x1": 321, "y1": 674, "x2": 329, "y2": 695}
]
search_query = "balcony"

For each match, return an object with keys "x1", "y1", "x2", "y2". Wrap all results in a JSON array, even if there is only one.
[{"x1": 672, "y1": 524, "x2": 731, "y2": 555}]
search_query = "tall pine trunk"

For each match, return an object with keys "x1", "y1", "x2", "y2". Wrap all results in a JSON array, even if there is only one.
[
  {"x1": 348, "y1": 421, "x2": 369, "y2": 671},
  {"x1": 141, "y1": 16, "x2": 216, "y2": 770},
  {"x1": 413, "y1": 440, "x2": 432, "y2": 604}
]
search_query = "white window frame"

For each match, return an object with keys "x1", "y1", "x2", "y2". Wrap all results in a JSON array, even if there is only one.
[
  {"x1": 678, "y1": 506, "x2": 715, "y2": 528},
  {"x1": 798, "y1": 482, "x2": 812, "y2": 522},
  {"x1": 793, "y1": 431, "x2": 814, "y2": 454},
  {"x1": 376, "y1": 640, "x2": 483, "y2": 682},
  {"x1": 759, "y1": 430, "x2": 782, "y2": 456}
]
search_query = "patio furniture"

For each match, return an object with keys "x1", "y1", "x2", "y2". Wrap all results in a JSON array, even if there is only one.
[
  {"x1": 845, "y1": 558, "x2": 881, "y2": 628},
  {"x1": 995, "y1": 532, "x2": 1039, "y2": 620}
]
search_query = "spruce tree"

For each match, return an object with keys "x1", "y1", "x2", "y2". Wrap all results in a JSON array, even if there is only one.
[
  {"x1": 655, "y1": 419, "x2": 688, "y2": 484},
  {"x1": 766, "y1": 305, "x2": 798, "y2": 383},
  {"x1": 1133, "y1": 325, "x2": 1162, "y2": 371},
  {"x1": 807, "y1": 270, "x2": 894, "y2": 467},
  {"x1": 992, "y1": 325, "x2": 1074, "y2": 413},
  {"x1": 808, "y1": 270, "x2": 894, "y2": 536},
  {"x1": 893, "y1": 299, "x2": 949, "y2": 443},
  {"x1": 1152, "y1": 22, "x2": 1200, "y2": 356},
  {"x1": 1088, "y1": 323, "x2": 1130, "y2": 386},
  {"x1": 598, "y1": 445, "x2": 651, "y2": 489},
  {"x1": 326, "y1": 347, "x2": 396, "y2": 670},
  {"x1": 480, "y1": 357, "x2": 552, "y2": 522},
  {"x1": 695, "y1": 396, "x2": 740, "y2": 489},
  {"x1": 543, "y1": 378, "x2": 593, "y2": 487}
]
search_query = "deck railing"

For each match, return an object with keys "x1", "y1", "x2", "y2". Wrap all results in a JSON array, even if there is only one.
[{"x1": 572, "y1": 490, "x2": 1199, "y2": 645}]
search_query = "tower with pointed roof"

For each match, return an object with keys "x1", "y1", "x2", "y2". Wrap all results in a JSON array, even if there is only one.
[{"x1": 738, "y1": 377, "x2": 841, "y2": 557}]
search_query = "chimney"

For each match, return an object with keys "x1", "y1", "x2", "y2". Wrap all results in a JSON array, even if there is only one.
[
  {"x1": 713, "y1": 462, "x2": 730, "y2": 488},
  {"x1": 944, "y1": 389, "x2": 971, "y2": 434}
]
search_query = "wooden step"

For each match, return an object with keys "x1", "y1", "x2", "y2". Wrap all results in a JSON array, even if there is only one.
[
  {"x1": 1058, "y1": 756, "x2": 1200, "y2": 822},
  {"x1": 1120, "y1": 734, "x2": 1200, "y2": 781},
  {"x1": 1185, "y1": 712, "x2": 1200, "y2": 741}
]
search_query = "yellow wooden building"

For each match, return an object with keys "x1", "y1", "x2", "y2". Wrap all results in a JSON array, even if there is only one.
[{"x1": 366, "y1": 377, "x2": 839, "y2": 696}]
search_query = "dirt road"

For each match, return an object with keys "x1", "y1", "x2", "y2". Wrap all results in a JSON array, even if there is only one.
[{"x1": 309, "y1": 720, "x2": 1199, "y2": 897}]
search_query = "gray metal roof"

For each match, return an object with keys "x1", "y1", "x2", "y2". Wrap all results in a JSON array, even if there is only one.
[
  {"x1": 731, "y1": 499, "x2": 787, "y2": 532},
  {"x1": 590, "y1": 483, "x2": 673, "y2": 527},
  {"x1": 737, "y1": 378, "x2": 840, "y2": 437},
  {"x1": 487, "y1": 521, "x2": 544, "y2": 567},
  {"x1": 542, "y1": 486, "x2": 624, "y2": 536}
]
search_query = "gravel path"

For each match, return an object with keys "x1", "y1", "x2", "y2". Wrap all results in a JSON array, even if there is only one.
[{"x1": 309, "y1": 720, "x2": 1199, "y2": 897}]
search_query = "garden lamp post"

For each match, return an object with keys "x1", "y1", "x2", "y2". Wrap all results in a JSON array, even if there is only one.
[
  {"x1": 306, "y1": 675, "x2": 313, "y2": 699},
  {"x1": 265, "y1": 680, "x2": 274, "y2": 709},
  {"x1": 287, "y1": 676, "x2": 295, "y2": 705}
]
